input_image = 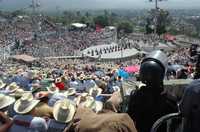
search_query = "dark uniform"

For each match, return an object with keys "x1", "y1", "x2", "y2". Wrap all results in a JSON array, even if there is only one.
[{"x1": 128, "y1": 50, "x2": 177, "y2": 132}]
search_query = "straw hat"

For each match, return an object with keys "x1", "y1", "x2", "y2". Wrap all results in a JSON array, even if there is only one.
[
  {"x1": 0, "y1": 80, "x2": 6, "y2": 89},
  {"x1": 53, "y1": 99, "x2": 76, "y2": 123},
  {"x1": 89, "y1": 86, "x2": 102, "y2": 98},
  {"x1": 55, "y1": 77, "x2": 62, "y2": 83},
  {"x1": 46, "y1": 83, "x2": 59, "y2": 94},
  {"x1": 113, "y1": 86, "x2": 120, "y2": 92},
  {"x1": 78, "y1": 74, "x2": 85, "y2": 80},
  {"x1": 14, "y1": 93, "x2": 40, "y2": 114},
  {"x1": 74, "y1": 93, "x2": 88, "y2": 106},
  {"x1": 64, "y1": 88, "x2": 76, "y2": 96},
  {"x1": 80, "y1": 96, "x2": 103, "y2": 113},
  {"x1": 84, "y1": 75, "x2": 92, "y2": 80},
  {"x1": 9, "y1": 89, "x2": 30, "y2": 98},
  {"x1": 6, "y1": 82, "x2": 19, "y2": 93},
  {"x1": 0, "y1": 94, "x2": 15, "y2": 109}
]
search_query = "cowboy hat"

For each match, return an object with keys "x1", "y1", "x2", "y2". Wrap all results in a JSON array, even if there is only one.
[
  {"x1": 46, "y1": 83, "x2": 59, "y2": 94},
  {"x1": 55, "y1": 77, "x2": 62, "y2": 83},
  {"x1": 23, "y1": 70, "x2": 38, "y2": 79},
  {"x1": 14, "y1": 93, "x2": 40, "y2": 114},
  {"x1": 84, "y1": 75, "x2": 92, "y2": 80},
  {"x1": 0, "y1": 80, "x2": 6, "y2": 89},
  {"x1": 53, "y1": 99, "x2": 76, "y2": 123},
  {"x1": 78, "y1": 74, "x2": 85, "y2": 80},
  {"x1": 89, "y1": 86, "x2": 102, "y2": 98},
  {"x1": 74, "y1": 93, "x2": 88, "y2": 106},
  {"x1": 112, "y1": 86, "x2": 120, "y2": 92},
  {"x1": 80, "y1": 96, "x2": 103, "y2": 113},
  {"x1": 6, "y1": 82, "x2": 19, "y2": 93},
  {"x1": 9, "y1": 89, "x2": 31, "y2": 98},
  {"x1": 64, "y1": 88, "x2": 76, "y2": 96},
  {"x1": 0, "y1": 94, "x2": 15, "y2": 109}
]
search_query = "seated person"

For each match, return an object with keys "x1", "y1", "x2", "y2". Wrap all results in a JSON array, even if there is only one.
[{"x1": 9, "y1": 93, "x2": 48, "y2": 132}]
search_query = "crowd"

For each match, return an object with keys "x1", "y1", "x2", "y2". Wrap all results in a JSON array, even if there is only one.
[
  {"x1": 0, "y1": 14, "x2": 200, "y2": 132},
  {"x1": 0, "y1": 58, "x2": 141, "y2": 132},
  {"x1": 0, "y1": 16, "x2": 116, "y2": 57},
  {"x1": 0, "y1": 49, "x2": 199, "y2": 132}
]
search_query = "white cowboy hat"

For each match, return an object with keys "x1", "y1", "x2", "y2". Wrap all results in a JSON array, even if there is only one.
[
  {"x1": 53, "y1": 99, "x2": 76, "y2": 123},
  {"x1": 80, "y1": 96, "x2": 103, "y2": 113},
  {"x1": 0, "y1": 94, "x2": 15, "y2": 109},
  {"x1": 89, "y1": 86, "x2": 102, "y2": 98},
  {"x1": 6, "y1": 82, "x2": 19, "y2": 93},
  {"x1": 14, "y1": 93, "x2": 40, "y2": 114},
  {"x1": 46, "y1": 83, "x2": 59, "y2": 94},
  {"x1": 74, "y1": 93, "x2": 88, "y2": 106},
  {"x1": 0, "y1": 80, "x2": 6, "y2": 89},
  {"x1": 55, "y1": 77, "x2": 62, "y2": 83},
  {"x1": 113, "y1": 86, "x2": 120, "y2": 92},
  {"x1": 64, "y1": 88, "x2": 76, "y2": 96},
  {"x1": 9, "y1": 89, "x2": 31, "y2": 98},
  {"x1": 78, "y1": 74, "x2": 85, "y2": 80}
]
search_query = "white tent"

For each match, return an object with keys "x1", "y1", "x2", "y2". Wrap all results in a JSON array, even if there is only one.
[{"x1": 71, "y1": 23, "x2": 87, "y2": 28}]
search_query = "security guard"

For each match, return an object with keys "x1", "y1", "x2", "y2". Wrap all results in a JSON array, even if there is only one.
[{"x1": 128, "y1": 50, "x2": 177, "y2": 132}]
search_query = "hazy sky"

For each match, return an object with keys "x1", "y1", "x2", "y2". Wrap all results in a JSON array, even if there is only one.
[{"x1": 0, "y1": 0, "x2": 200, "y2": 11}]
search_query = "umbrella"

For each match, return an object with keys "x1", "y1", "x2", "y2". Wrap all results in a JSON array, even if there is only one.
[
  {"x1": 124, "y1": 65, "x2": 140, "y2": 73},
  {"x1": 52, "y1": 69, "x2": 63, "y2": 76},
  {"x1": 167, "y1": 64, "x2": 185, "y2": 72},
  {"x1": 117, "y1": 69, "x2": 129, "y2": 79},
  {"x1": 95, "y1": 70, "x2": 105, "y2": 78}
]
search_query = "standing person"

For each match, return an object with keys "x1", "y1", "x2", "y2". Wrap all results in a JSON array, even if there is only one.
[{"x1": 128, "y1": 50, "x2": 177, "y2": 132}]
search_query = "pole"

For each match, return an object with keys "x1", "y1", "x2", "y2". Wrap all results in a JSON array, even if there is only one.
[
  {"x1": 154, "y1": 0, "x2": 158, "y2": 35},
  {"x1": 155, "y1": 0, "x2": 158, "y2": 9}
]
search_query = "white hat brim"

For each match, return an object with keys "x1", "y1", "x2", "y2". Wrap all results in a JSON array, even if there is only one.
[
  {"x1": 0, "y1": 84, "x2": 6, "y2": 89},
  {"x1": 0, "y1": 96, "x2": 15, "y2": 109},
  {"x1": 14, "y1": 99, "x2": 40, "y2": 114},
  {"x1": 53, "y1": 101, "x2": 76, "y2": 123},
  {"x1": 89, "y1": 88, "x2": 102, "y2": 97}
]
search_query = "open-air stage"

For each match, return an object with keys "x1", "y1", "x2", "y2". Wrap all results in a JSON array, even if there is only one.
[{"x1": 82, "y1": 43, "x2": 140, "y2": 60}]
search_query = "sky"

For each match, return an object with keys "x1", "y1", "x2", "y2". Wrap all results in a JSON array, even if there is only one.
[{"x1": 0, "y1": 0, "x2": 199, "y2": 11}]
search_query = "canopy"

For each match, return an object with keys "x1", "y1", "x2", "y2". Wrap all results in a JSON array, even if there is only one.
[
  {"x1": 11, "y1": 54, "x2": 36, "y2": 63},
  {"x1": 167, "y1": 64, "x2": 185, "y2": 72},
  {"x1": 95, "y1": 70, "x2": 105, "y2": 78},
  {"x1": 71, "y1": 23, "x2": 87, "y2": 28},
  {"x1": 124, "y1": 65, "x2": 140, "y2": 73}
]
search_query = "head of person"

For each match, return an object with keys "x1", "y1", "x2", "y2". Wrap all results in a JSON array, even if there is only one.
[
  {"x1": 139, "y1": 50, "x2": 167, "y2": 92},
  {"x1": 179, "y1": 80, "x2": 200, "y2": 132},
  {"x1": 14, "y1": 93, "x2": 40, "y2": 116}
]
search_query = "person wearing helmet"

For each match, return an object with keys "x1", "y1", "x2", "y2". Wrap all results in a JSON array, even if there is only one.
[{"x1": 128, "y1": 50, "x2": 177, "y2": 132}]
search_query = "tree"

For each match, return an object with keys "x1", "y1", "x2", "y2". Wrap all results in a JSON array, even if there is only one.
[
  {"x1": 11, "y1": 10, "x2": 25, "y2": 17},
  {"x1": 146, "y1": 9, "x2": 170, "y2": 35},
  {"x1": 117, "y1": 21, "x2": 133, "y2": 34},
  {"x1": 93, "y1": 15, "x2": 109, "y2": 27}
]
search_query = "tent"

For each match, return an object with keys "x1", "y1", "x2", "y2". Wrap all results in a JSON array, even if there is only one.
[
  {"x1": 124, "y1": 65, "x2": 140, "y2": 73},
  {"x1": 11, "y1": 54, "x2": 36, "y2": 63},
  {"x1": 71, "y1": 23, "x2": 87, "y2": 28},
  {"x1": 117, "y1": 69, "x2": 129, "y2": 79}
]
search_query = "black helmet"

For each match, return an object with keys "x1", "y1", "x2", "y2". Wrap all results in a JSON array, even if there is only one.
[{"x1": 140, "y1": 50, "x2": 167, "y2": 87}]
